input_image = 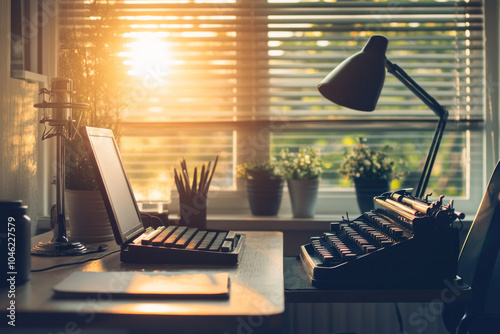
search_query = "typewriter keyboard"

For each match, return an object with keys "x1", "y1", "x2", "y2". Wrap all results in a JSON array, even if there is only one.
[{"x1": 310, "y1": 212, "x2": 411, "y2": 267}]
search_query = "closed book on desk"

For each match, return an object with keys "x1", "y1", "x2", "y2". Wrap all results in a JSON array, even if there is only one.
[{"x1": 53, "y1": 271, "x2": 230, "y2": 299}]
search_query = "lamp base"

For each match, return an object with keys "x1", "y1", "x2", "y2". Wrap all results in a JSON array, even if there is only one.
[{"x1": 31, "y1": 240, "x2": 108, "y2": 257}]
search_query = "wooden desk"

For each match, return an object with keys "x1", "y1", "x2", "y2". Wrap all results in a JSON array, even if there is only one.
[
  {"x1": 284, "y1": 257, "x2": 471, "y2": 303},
  {"x1": 0, "y1": 231, "x2": 284, "y2": 333}
]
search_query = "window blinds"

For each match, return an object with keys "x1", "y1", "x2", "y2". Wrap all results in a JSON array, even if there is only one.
[{"x1": 59, "y1": 0, "x2": 484, "y2": 123}]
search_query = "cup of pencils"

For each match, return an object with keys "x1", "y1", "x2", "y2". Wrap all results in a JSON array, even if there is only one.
[{"x1": 174, "y1": 156, "x2": 218, "y2": 229}]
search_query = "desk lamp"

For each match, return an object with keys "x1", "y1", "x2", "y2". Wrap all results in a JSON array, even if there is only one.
[
  {"x1": 318, "y1": 35, "x2": 448, "y2": 199},
  {"x1": 31, "y1": 78, "x2": 107, "y2": 256}
]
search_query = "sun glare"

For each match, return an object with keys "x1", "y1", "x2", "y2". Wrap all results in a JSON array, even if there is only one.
[{"x1": 123, "y1": 34, "x2": 174, "y2": 78}]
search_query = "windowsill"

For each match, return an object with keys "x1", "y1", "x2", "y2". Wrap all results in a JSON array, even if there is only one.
[
  {"x1": 140, "y1": 190, "x2": 480, "y2": 221},
  {"x1": 36, "y1": 214, "x2": 338, "y2": 233},
  {"x1": 208, "y1": 214, "x2": 338, "y2": 231}
]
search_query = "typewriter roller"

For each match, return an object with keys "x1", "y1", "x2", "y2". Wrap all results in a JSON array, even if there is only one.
[{"x1": 300, "y1": 189, "x2": 463, "y2": 289}]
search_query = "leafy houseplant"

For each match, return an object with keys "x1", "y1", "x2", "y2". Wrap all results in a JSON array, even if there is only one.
[
  {"x1": 338, "y1": 139, "x2": 398, "y2": 182},
  {"x1": 60, "y1": 1, "x2": 126, "y2": 191},
  {"x1": 338, "y1": 138, "x2": 404, "y2": 213},
  {"x1": 236, "y1": 160, "x2": 282, "y2": 181},
  {"x1": 278, "y1": 148, "x2": 323, "y2": 218},
  {"x1": 278, "y1": 147, "x2": 323, "y2": 180},
  {"x1": 236, "y1": 160, "x2": 283, "y2": 216},
  {"x1": 58, "y1": 1, "x2": 127, "y2": 242}
]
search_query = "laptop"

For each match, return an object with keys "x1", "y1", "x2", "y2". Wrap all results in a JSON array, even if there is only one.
[{"x1": 81, "y1": 126, "x2": 244, "y2": 265}]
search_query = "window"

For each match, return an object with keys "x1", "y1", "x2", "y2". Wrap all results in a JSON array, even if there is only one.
[
  {"x1": 10, "y1": 0, "x2": 50, "y2": 83},
  {"x1": 59, "y1": 0, "x2": 485, "y2": 216}
]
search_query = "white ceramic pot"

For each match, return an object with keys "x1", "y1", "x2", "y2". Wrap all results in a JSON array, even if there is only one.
[
  {"x1": 287, "y1": 179, "x2": 319, "y2": 218},
  {"x1": 65, "y1": 189, "x2": 114, "y2": 242}
]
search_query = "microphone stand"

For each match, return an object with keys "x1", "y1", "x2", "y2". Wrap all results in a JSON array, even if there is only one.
[{"x1": 31, "y1": 78, "x2": 107, "y2": 256}]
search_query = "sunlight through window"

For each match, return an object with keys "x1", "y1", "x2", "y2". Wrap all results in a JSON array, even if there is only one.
[{"x1": 124, "y1": 34, "x2": 173, "y2": 78}]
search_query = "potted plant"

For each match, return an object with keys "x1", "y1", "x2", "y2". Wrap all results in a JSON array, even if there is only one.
[
  {"x1": 278, "y1": 147, "x2": 323, "y2": 218},
  {"x1": 338, "y1": 138, "x2": 405, "y2": 213},
  {"x1": 59, "y1": 2, "x2": 127, "y2": 242},
  {"x1": 236, "y1": 160, "x2": 283, "y2": 216}
]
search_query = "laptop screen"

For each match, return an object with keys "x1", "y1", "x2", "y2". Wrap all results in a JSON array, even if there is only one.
[{"x1": 83, "y1": 127, "x2": 144, "y2": 244}]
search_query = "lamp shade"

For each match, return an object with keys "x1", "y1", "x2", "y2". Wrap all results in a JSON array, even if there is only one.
[{"x1": 318, "y1": 35, "x2": 388, "y2": 111}]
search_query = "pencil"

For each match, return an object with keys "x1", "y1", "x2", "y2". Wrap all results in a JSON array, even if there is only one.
[
  {"x1": 174, "y1": 168, "x2": 185, "y2": 199},
  {"x1": 204, "y1": 155, "x2": 218, "y2": 195},
  {"x1": 192, "y1": 166, "x2": 197, "y2": 195}
]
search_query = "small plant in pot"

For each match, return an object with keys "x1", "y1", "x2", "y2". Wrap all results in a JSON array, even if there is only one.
[
  {"x1": 236, "y1": 160, "x2": 283, "y2": 216},
  {"x1": 338, "y1": 138, "x2": 405, "y2": 213},
  {"x1": 278, "y1": 147, "x2": 323, "y2": 218}
]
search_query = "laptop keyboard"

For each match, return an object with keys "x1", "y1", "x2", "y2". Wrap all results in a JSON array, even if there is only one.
[
  {"x1": 123, "y1": 225, "x2": 244, "y2": 265},
  {"x1": 135, "y1": 226, "x2": 237, "y2": 252}
]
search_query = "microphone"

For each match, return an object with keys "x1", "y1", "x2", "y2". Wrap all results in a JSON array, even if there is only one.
[{"x1": 48, "y1": 77, "x2": 73, "y2": 126}]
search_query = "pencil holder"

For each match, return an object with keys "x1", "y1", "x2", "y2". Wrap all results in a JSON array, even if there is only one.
[
  {"x1": 179, "y1": 194, "x2": 207, "y2": 229},
  {"x1": 174, "y1": 156, "x2": 218, "y2": 230}
]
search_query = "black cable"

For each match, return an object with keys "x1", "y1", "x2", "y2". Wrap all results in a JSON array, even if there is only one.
[
  {"x1": 394, "y1": 302, "x2": 405, "y2": 333},
  {"x1": 31, "y1": 249, "x2": 120, "y2": 272}
]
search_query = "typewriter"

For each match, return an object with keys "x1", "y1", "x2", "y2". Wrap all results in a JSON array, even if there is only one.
[{"x1": 300, "y1": 189, "x2": 464, "y2": 288}]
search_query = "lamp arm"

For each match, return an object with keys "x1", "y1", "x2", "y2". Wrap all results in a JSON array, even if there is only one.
[
  {"x1": 385, "y1": 59, "x2": 447, "y2": 118},
  {"x1": 385, "y1": 59, "x2": 449, "y2": 199}
]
